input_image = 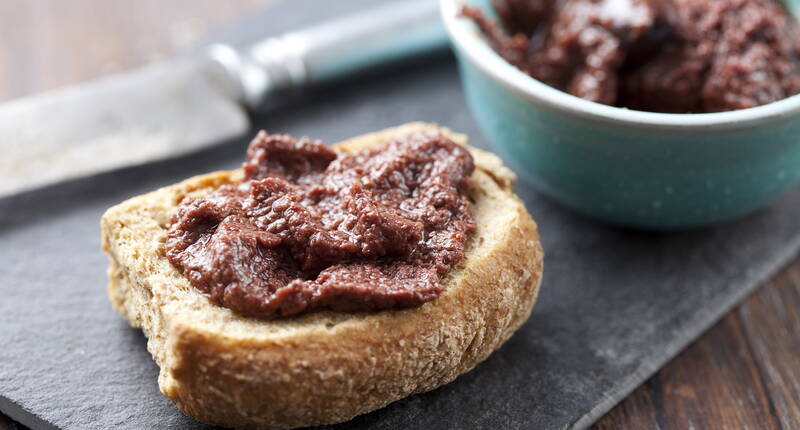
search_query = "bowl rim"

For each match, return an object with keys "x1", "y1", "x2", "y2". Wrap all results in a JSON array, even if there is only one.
[{"x1": 440, "y1": 0, "x2": 800, "y2": 131}]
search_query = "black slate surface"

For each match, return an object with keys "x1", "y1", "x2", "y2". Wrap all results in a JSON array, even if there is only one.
[{"x1": 2, "y1": 1, "x2": 800, "y2": 429}]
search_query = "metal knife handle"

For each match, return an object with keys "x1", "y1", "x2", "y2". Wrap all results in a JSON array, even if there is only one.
[{"x1": 209, "y1": 0, "x2": 446, "y2": 109}]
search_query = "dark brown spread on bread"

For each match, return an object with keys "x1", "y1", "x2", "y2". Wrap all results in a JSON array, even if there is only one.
[
  {"x1": 464, "y1": 0, "x2": 800, "y2": 113},
  {"x1": 165, "y1": 131, "x2": 476, "y2": 319}
]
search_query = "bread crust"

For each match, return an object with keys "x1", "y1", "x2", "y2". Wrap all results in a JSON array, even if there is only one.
[{"x1": 101, "y1": 123, "x2": 544, "y2": 430}]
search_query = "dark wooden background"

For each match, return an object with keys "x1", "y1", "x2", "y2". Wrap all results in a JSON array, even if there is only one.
[{"x1": 0, "y1": 1, "x2": 798, "y2": 429}]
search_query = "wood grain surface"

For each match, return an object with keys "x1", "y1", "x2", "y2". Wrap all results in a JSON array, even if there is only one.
[{"x1": 0, "y1": 1, "x2": 798, "y2": 429}]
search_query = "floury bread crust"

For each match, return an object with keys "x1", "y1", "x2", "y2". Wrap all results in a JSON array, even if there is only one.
[{"x1": 101, "y1": 123, "x2": 544, "y2": 430}]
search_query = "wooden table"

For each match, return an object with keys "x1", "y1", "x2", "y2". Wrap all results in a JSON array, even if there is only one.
[{"x1": 1, "y1": 1, "x2": 798, "y2": 429}]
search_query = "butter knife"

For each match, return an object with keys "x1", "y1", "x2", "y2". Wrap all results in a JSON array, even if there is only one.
[{"x1": 0, "y1": 0, "x2": 446, "y2": 198}]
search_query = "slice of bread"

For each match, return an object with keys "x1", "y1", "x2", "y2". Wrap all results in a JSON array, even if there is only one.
[{"x1": 101, "y1": 122, "x2": 544, "y2": 430}]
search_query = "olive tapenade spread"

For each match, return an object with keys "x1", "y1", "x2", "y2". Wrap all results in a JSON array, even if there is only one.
[
  {"x1": 166, "y1": 131, "x2": 476, "y2": 319},
  {"x1": 465, "y1": 0, "x2": 800, "y2": 113}
]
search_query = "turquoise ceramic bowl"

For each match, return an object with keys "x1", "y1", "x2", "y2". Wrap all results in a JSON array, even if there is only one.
[{"x1": 441, "y1": 0, "x2": 800, "y2": 230}]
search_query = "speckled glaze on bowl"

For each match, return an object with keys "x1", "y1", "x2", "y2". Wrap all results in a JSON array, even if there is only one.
[{"x1": 441, "y1": 0, "x2": 800, "y2": 230}]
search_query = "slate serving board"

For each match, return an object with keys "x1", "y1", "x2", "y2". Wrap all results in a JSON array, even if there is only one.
[{"x1": 2, "y1": 1, "x2": 800, "y2": 429}]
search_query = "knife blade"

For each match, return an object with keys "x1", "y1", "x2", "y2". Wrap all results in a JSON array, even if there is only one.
[
  {"x1": 0, "y1": 0, "x2": 446, "y2": 198},
  {"x1": 0, "y1": 58, "x2": 247, "y2": 198}
]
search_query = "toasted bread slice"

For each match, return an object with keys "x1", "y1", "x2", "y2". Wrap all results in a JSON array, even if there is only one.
[{"x1": 101, "y1": 122, "x2": 544, "y2": 430}]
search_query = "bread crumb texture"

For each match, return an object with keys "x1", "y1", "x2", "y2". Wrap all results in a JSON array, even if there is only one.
[{"x1": 101, "y1": 122, "x2": 544, "y2": 430}]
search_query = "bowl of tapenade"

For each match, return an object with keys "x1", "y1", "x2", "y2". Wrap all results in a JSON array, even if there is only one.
[{"x1": 442, "y1": 0, "x2": 800, "y2": 229}]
